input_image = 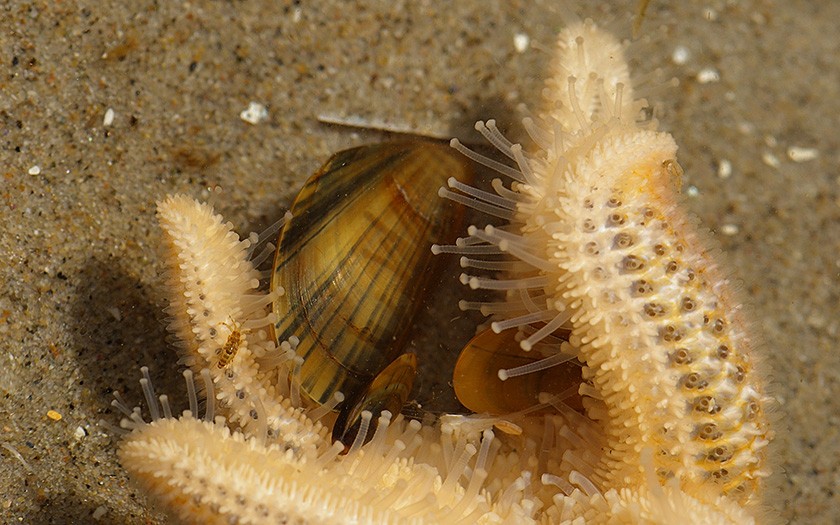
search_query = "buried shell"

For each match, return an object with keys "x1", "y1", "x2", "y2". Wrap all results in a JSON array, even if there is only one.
[{"x1": 270, "y1": 141, "x2": 474, "y2": 444}]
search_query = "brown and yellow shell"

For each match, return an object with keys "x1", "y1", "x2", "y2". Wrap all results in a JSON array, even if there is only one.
[
  {"x1": 270, "y1": 141, "x2": 474, "y2": 443},
  {"x1": 453, "y1": 326, "x2": 584, "y2": 415},
  {"x1": 332, "y1": 352, "x2": 417, "y2": 445}
]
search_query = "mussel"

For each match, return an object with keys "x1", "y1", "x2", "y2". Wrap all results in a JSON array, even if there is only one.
[
  {"x1": 270, "y1": 141, "x2": 474, "y2": 445},
  {"x1": 452, "y1": 326, "x2": 584, "y2": 415}
]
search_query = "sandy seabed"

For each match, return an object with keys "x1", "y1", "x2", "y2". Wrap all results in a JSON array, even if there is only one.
[{"x1": 0, "y1": 1, "x2": 837, "y2": 523}]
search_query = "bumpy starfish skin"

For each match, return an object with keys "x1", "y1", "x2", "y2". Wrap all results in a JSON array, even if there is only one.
[
  {"x1": 549, "y1": 132, "x2": 772, "y2": 495},
  {"x1": 523, "y1": 21, "x2": 772, "y2": 502},
  {"x1": 120, "y1": 416, "x2": 519, "y2": 525},
  {"x1": 155, "y1": 195, "x2": 327, "y2": 454},
  {"x1": 444, "y1": 18, "x2": 773, "y2": 521}
]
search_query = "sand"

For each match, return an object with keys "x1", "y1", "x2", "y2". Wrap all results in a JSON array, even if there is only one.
[{"x1": 1, "y1": 1, "x2": 836, "y2": 523}]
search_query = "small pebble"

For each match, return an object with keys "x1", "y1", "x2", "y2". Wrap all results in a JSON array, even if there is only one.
[
  {"x1": 74, "y1": 426, "x2": 87, "y2": 440},
  {"x1": 107, "y1": 307, "x2": 122, "y2": 322},
  {"x1": 721, "y1": 224, "x2": 739, "y2": 236},
  {"x1": 240, "y1": 102, "x2": 269, "y2": 124},
  {"x1": 28, "y1": 165, "x2": 41, "y2": 175},
  {"x1": 787, "y1": 146, "x2": 819, "y2": 162},
  {"x1": 672, "y1": 45, "x2": 689, "y2": 65},
  {"x1": 92, "y1": 506, "x2": 107, "y2": 520},
  {"x1": 47, "y1": 410, "x2": 62, "y2": 421},
  {"x1": 697, "y1": 68, "x2": 720, "y2": 83},
  {"x1": 513, "y1": 33, "x2": 530, "y2": 53},
  {"x1": 761, "y1": 152, "x2": 780, "y2": 168},
  {"x1": 717, "y1": 159, "x2": 732, "y2": 179},
  {"x1": 103, "y1": 108, "x2": 115, "y2": 126}
]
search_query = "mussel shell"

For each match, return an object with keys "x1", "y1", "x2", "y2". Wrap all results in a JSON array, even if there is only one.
[
  {"x1": 332, "y1": 352, "x2": 417, "y2": 446},
  {"x1": 270, "y1": 141, "x2": 473, "y2": 414},
  {"x1": 453, "y1": 327, "x2": 584, "y2": 415}
]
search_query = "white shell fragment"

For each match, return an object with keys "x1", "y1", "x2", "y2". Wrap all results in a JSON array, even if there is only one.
[
  {"x1": 721, "y1": 224, "x2": 740, "y2": 236},
  {"x1": 514, "y1": 33, "x2": 530, "y2": 53},
  {"x1": 672, "y1": 45, "x2": 690, "y2": 65},
  {"x1": 762, "y1": 152, "x2": 781, "y2": 168},
  {"x1": 697, "y1": 68, "x2": 721, "y2": 83},
  {"x1": 239, "y1": 102, "x2": 269, "y2": 124},
  {"x1": 717, "y1": 159, "x2": 732, "y2": 179},
  {"x1": 787, "y1": 146, "x2": 819, "y2": 162}
]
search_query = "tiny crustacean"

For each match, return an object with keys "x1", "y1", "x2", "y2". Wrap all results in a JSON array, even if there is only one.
[
  {"x1": 270, "y1": 141, "x2": 474, "y2": 445},
  {"x1": 215, "y1": 318, "x2": 244, "y2": 369}
]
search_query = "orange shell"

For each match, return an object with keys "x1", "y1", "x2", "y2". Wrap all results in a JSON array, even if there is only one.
[{"x1": 453, "y1": 327, "x2": 583, "y2": 415}]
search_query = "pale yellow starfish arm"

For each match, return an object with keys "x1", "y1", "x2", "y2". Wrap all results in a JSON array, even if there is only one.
[
  {"x1": 120, "y1": 416, "x2": 403, "y2": 525},
  {"x1": 118, "y1": 412, "x2": 757, "y2": 525},
  {"x1": 439, "y1": 20, "x2": 774, "y2": 522},
  {"x1": 541, "y1": 19, "x2": 637, "y2": 130},
  {"x1": 548, "y1": 460, "x2": 758, "y2": 525},
  {"x1": 155, "y1": 194, "x2": 326, "y2": 452},
  {"x1": 119, "y1": 414, "x2": 545, "y2": 525},
  {"x1": 532, "y1": 121, "x2": 774, "y2": 503}
]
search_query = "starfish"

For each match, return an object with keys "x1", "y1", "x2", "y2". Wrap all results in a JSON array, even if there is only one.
[
  {"x1": 115, "y1": 19, "x2": 774, "y2": 525},
  {"x1": 116, "y1": 194, "x2": 550, "y2": 524},
  {"x1": 118, "y1": 195, "x2": 758, "y2": 525}
]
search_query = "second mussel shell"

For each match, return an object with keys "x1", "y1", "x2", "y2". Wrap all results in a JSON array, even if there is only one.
[
  {"x1": 453, "y1": 326, "x2": 584, "y2": 415},
  {"x1": 332, "y1": 352, "x2": 417, "y2": 446},
  {"x1": 270, "y1": 141, "x2": 474, "y2": 445}
]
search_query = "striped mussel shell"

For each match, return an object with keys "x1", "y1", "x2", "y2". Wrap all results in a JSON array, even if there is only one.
[{"x1": 270, "y1": 141, "x2": 474, "y2": 444}]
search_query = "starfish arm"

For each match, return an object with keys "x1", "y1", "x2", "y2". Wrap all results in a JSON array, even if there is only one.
[
  {"x1": 155, "y1": 195, "x2": 327, "y2": 452},
  {"x1": 119, "y1": 415, "x2": 547, "y2": 524},
  {"x1": 436, "y1": 20, "x2": 774, "y2": 521}
]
